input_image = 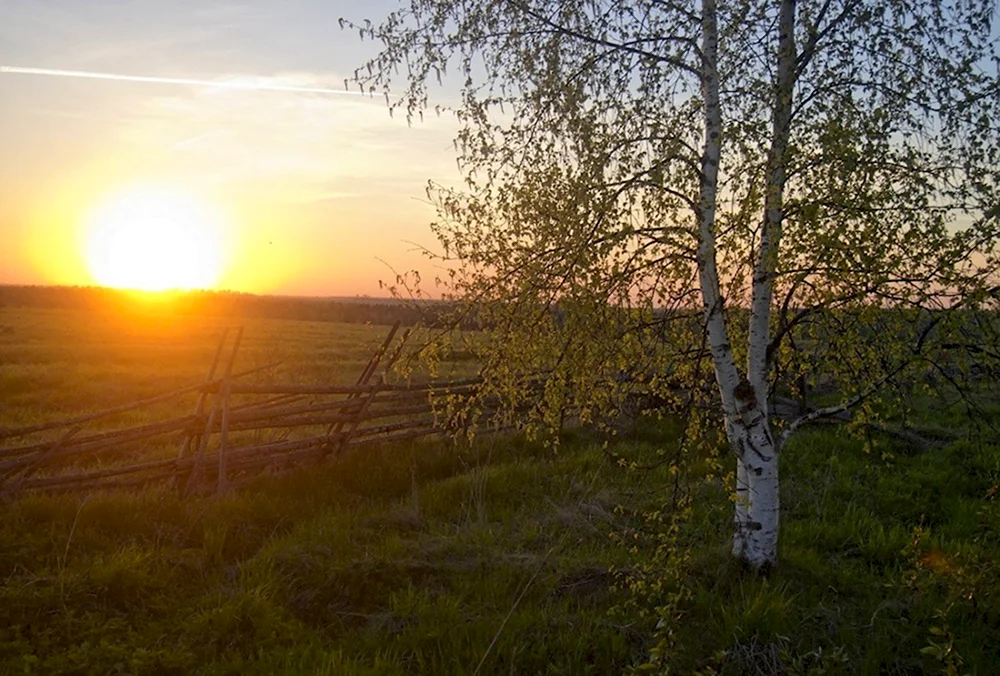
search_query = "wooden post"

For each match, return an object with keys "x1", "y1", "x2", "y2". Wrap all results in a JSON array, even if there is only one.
[
  {"x1": 324, "y1": 321, "x2": 401, "y2": 446},
  {"x1": 174, "y1": 329, "x2": 229, "y2": 488},
  {"x1": 332, "y1": 375, "x2": 383, "y2": 456},
  {"x1": 217, "y1": 327, "x2": 244, "y2": 494},
  {"x1": 184, "y1": 388, "x2": 222, "y2": 495},
  {"x1": 184, "y1": 327, "x2": 242, "y2": 496},
  {"x1": 331, "y1": 328, "x2": 411, "y2": 457}
]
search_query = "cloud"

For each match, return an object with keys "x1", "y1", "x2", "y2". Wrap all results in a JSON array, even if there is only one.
[
  {"x1": 116, "y1": 70, "x2": 461, "y2": 202},
  {"x1": 0, "y1": 66, "x2": 368, "y2": 96}
]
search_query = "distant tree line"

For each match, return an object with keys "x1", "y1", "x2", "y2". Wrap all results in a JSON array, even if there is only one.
[{"x1": 0, "y1": 285, "x2": 472, "y2": 328}]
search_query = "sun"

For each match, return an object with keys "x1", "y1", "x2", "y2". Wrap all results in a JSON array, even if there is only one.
[{"x1": 85, "y1": 186, "x2": 226, "y2": 291}]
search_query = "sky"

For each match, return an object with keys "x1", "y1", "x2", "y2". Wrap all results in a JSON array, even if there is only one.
[{"x1": 0, "y1": 0, "x2": 461, "y2": 296}]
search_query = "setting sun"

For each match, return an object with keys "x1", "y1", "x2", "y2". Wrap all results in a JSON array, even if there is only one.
[{"x1": 85, "y1": 187, "x2": 227, "y2": 291}]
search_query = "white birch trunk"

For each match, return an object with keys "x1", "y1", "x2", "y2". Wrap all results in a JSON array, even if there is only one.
[
  {"x1": 736, "y1": 0, "x2": 797, "y2": 570},
  {"x1": 695, "y1": 0, "x2": 741, "y2": 423},
  {"x1": 694, "y1": 0, "x2": 770, "y2": 567},
  {"x1": 733, "y1": 446, "x2": 751, "y2": 560},
  {"x1": 732, "y1": 394, "x2": 780, "y2": 569},
  {"x1": 697, "y1": 0, "x2": 796, "y2": 570}
]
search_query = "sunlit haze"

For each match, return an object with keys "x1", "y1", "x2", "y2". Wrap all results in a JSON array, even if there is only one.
[
  {"x1": 0, "y1": 1, "x2": 460, "y2": 296},
  {"x1": 85, "y1": 186, "x2": 226, "y2": 291}
]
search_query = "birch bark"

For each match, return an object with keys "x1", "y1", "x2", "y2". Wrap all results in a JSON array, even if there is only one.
[
  {"x1": 695, "y1": 0, "x2": 741, "y2": 441},
  {"x1": 694, "y1": 0, "x2": 757, "y2": 564},
  {"x1": 742, "y1": 0, "x2": 797, "y2": 569},
  {"x1": 698, "y1": 0, "x2": 797, "y2": 569}
]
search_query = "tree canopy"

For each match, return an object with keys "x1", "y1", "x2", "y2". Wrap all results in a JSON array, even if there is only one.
[{"x1": 349, "y1": 0, "x2": 1000, "y2": 568}]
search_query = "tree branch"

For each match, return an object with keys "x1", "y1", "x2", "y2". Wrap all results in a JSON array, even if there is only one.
[{"x1": 505, "y1": 0, "x2": 702, "y2": 78}]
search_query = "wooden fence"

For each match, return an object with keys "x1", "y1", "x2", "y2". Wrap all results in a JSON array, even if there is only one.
[{"x1": 0, "y1": 322, "x2": 507, "y2": 499}]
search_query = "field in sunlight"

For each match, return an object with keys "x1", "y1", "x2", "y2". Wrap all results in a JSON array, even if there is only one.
[
  {"x1": 0, "y1": 302, "x2": 999, "y2": 674},
  {"x1": 0, "y1": 304, "x2": 439, "y2": 431}
]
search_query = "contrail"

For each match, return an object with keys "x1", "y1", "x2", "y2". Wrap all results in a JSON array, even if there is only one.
[{"x1": 0, "y1": 65, "x2": 365, "y2": 96}]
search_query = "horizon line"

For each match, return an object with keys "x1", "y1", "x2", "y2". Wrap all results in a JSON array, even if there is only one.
[{"x1": 0, "y1": 282, "x2": 415, "y2": 300}]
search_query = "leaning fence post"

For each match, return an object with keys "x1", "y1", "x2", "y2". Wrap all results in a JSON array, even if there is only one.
[
  {"x1": 324, "y1": 321, "x2": 401, "y2": 452},
  {"x1": 333, "y1": 375, "x2": 383, "y2": 456},
  {"x1": 217, "y1": 327, "x2": 244, "y2": 494},
  {"x1": 174, "y1": 329, "x2": 228, "y2": 489},
  {"x1": 334, "y1": 328, "x2": 412, "y2": 456},
  {"x1": 184, "y1": 327, "x2": 242, "y2": 496}
]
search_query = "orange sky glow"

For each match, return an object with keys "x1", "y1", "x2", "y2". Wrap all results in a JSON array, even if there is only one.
[{"x1": 0, "y1": 2, "x2": 461, "y2": 297}]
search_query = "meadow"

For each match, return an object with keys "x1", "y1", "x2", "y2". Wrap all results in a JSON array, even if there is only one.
[
  {"x1": 0, "y1": 304, "x2": 395, "y2": 430},
  {"x1": 0, "y1": 300, "x2": 999, "y2": 674}
]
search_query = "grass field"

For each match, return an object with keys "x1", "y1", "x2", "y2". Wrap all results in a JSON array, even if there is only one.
[
  {"x1": 0, "y1": 306, "x2": 399, "y2": 429},
  {"x1": 1, "y1": 302, "x2": 999, "y2": 673}
]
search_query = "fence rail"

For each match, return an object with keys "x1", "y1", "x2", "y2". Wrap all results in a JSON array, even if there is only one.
[{"x1": 0, "y1": 322, "x2": 507, "y2": 499}]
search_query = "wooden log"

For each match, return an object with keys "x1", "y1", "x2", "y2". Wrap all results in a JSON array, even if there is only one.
[
  {"x1": 346, "y1": 424, "x2": 440, "y2": 449},
  {"x1": 230, "y1": 393, "x2": 305, "y2": 413},
  {"x1": 0, "y1": 426, "x2": 81, "y2": 498},
  {"x1": 229, "y1": 384, "x2": 377, "y2": 396},
  {"x1": 332, "y1": 328, "x2": 412, "y2": 457},
  {"x1": 227, "y1": 402, "x2": 437, "y2": 433},
  {"x1": 222, "y1": 396, "x2": 520, "y2": 440},
  {"x1": 183, "y1": 393, "x2": 222, "y2": 495},
  {"x1": 19, "y1": 431, "x2": 344, "y2": 492},
  {"x1": 185, "y1": 328, "x2": 244, "y2": 496},
  {"x1": 228, "y1": 376, "x2": 485, "y2": 396},
  {"x1": 187, "y1": 431, "x2": 344, "y2": 470},
  {"x1": 19, "y1": 458, "x2": 178, "y2": 489},
  {"x1": 0, "y1": 382, "x2": 209, "y2": 443},
  {"x1": 324, "y1": 322, "x2": 402, "y2": 441},
  {"x1": 48, "y1": 389, "x2": 448, "y2": 447},
  {"x1": 38, "y1": 422, "x2": 449, "y2": 494},
  {"x1": 352, "y1": 418, "x2": 439, "y2": 438},
  {"x1": 3, "y1": 352, "x2": 560, "y2": 498},
  {"x1": 15, "y1": 411, "x2": 527, "y2": 496},
  {"x1": 379, "y1": 327, "x2": 412, "y2": 386},
  {"x1": 0, "y1": 416, "x2": 200, "y2": 470},
  {"x1": 223, "y1": 385, "x2": 470, "y2": 425},
  {"x1": 0, "y1": 388, "x2": 513, "y2": 476},
  {"x1": 209, "y1": 416, "x2": 439, "y2": 466},
  {"x1": 224, "y1": 392, "x2": 429, "y2": 425},
  {"x1": 213, "y1": 442, "x2": 327, "y2": 474},
  {"x1": 43, "y1": 469, "x2": 182, "y2": 494},
  {"x1": 330, "y1": 375, "x2": 383, "y2": 457},
  {"x1": 228, "y1": 424, "x2": 440, "y2": 474},
  {"x1": 190, "y1": 417, "x2": 443, "y2": 477},
  {"x1": 206, "y1": 433, "x2": 334, "y2": 460},
  {"x1": 359, "y1": 321, "x2": 402, "y2": 383}
]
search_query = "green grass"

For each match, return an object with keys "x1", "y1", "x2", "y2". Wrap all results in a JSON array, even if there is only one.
[
  {"x1": 0, "y1": 433, "x2": 650, "y2": 675},
  {"x1": 1, "y1": 422, "x2": 997, "y2": 674},
  {"x1": 0, "y1": 306, "x2": 394, "y2": 428},
  {"x1": 1, "y1": 304, "x2": 999, "y2": 673},
  {"x1": 644, "y1": 426, "x2": 1000, "y2": 674}
]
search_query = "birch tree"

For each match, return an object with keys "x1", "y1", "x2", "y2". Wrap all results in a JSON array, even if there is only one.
[{"x1": 349, "y1": 0, "x2": 1000, "y2": 569}]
